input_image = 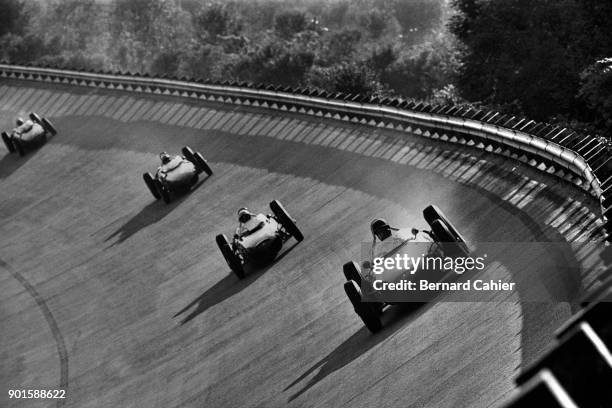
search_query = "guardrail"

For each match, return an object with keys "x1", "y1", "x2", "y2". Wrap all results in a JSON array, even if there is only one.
[{"x1": 1, "y1": 63, "x2": 611, "y2": 241}]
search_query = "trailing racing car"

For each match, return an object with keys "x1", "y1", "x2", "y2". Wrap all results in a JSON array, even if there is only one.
[
  {"x1": 343, "y1": 205, "x2": 470, "y2": 333},
  {"x1": 143, "y1": 146, "x2": 213, "y2": 203},
  {"x1": 2, "y1": 112, "x2": 57, "y2": 156},
  {"x1": 216, "y1": 200, "x2": 304, "y2": 278}
]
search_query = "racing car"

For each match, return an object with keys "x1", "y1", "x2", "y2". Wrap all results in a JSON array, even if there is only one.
[
  {"x1": 216, "y1": 200, "x2": 304, "y2": 279},
  {"x1": 142, "y1": 146, "x2": 213, "y2": 203},
  {"x1": 343, "y1": 205, "x2": 470, "y2": 333},
  {"x1": 2, "y1": 113, "x2": 57, "y2": 156}
]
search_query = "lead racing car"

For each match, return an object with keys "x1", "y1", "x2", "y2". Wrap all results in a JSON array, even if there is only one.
[
  {"x1": 2, "y1": 113, "x2": 57, "y2": 156},
  {"x1": 216, "y1": 201, "x2": 304, "y2": 279},
  {"x1": 142, "y1": 146, "x2": 213, "y2": 203},
  {"x1": 343, "y1": 205, "x2": 470, "y2": 333}
]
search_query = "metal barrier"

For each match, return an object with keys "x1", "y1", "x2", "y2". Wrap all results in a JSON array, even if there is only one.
[{"x1": 1, "y1": 63, "x2": 611, "y2": 239}]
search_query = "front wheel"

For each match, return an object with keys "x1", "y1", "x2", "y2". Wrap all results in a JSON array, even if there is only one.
[
  {"x1": 269, "y1": 200, "x2": 304, "y2": 242},
  {"x1": 2, "y1": 131, "x2": 15, "y2": 153},
  {"x1": 29, "y1": 112, "x2": 42, "y2": 124},
  {"x1": 344, "y1": 280, "x2": 382, "y2": 333},
  {"x1": 41, "y1": 117, "x2": 57, "y2": 136},
  {"x1": 343, "y1": 261, "x2": 362, "y2": 286},
  {"x1": 194, "y1": 152, "x2": 213, "y2": 176},
  {"x1": 216, "y1": 234, "x2": 245, "y2": 278},
  {"x1": 182, "y1": 146, "x2": 196, "y2": 163},
  {"x1": 424, "y1": 204, "x2": 469, "y2": 255},
  {"x1": 143, "y1": 172, "x2": 161, "y2": 199},
  {"x1": 158, "y1": 183, "x2": 171, "y2": 204},
  {"x1": 430, "y1": 219, "x2": 467, "y2": 257},
  {"x1": 13, "y1": 138, "x2": 25, "y2": 156}
]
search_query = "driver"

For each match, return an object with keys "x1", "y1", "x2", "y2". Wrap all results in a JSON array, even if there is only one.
[
  {"x1": 156, "y1": 151, "x2": 183, "y2": 177},
  {"x1": 235, "y1": 207, "x2": 267, "y2": 237},
  {"x1": 364, "y1": 218, "x2": 428, "y2": 280},
  {"x1": 13, "y1": 117, "x2": 34, "y2": 135}
]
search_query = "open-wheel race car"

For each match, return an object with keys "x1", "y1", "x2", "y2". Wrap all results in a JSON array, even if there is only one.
[
  {"x1": 2, "y1": 112, "x2": 57, "y2": 156},
  {"x1": 343, "y1": 204, "x2": 470, "y2": 333},
  {"x1": 216, "y1": 200, "x2": 304, "y2": 279},
  {"x1": 142, "y1": 146, "x2": 213, "y2": 203}
]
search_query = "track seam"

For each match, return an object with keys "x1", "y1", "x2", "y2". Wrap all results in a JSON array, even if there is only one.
[{"x1": 0, "y1": 259, "x2": 68, "y2": 407}]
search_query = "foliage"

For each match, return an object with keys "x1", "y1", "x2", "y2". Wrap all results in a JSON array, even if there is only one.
[
  {"x1": 307, "y1": 62, "x2": 383, "y2": 97},
  {"x1": 0, "y1": 0, "x2": 457, "y2": 107},
  {"x1": 579, "y1": 59, "x2": 612, "y2": 134},
  {"x1": 449, "y1": 0, "x2": 612, "y2": 130},
  {"x1": 274, "y1": 10, "x2": 308, "y2": 39},
  {"x1": 0, "y1": 0, "x2": 26, "y2": 37}
]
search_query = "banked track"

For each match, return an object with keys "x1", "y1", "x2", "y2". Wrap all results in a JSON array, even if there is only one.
[{"x1": 0, "y1": 78, "x2": 606, "y2": 408}]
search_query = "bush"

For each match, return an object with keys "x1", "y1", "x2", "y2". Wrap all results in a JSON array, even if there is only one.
[{"x1": 307, "y1": 62, "x2": 383, "y2": 97}]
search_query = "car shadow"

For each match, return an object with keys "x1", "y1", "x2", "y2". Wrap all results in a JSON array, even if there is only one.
[
  {"x1": 0, "y1": 148, "x2": 38, "y2": 180},
  {"x1": 174, "y1": 241, "x2": 299, "y2": 325},
  {"x1": 104, "y1": 176, "x2": 212, "y2": 247},
  {"x1": 284, "y1": 302, "x2": 429, "y2": 402}
]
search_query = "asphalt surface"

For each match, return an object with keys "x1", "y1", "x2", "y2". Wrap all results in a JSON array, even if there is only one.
[{"x1": 0, "y1": 80, "x2": 605, "y2": 408}]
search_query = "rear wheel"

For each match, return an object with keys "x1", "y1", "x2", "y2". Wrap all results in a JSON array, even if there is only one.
[
  {"x1": 270, "y1": 200, "x2": 304, "y2": 242},
  {"x1": 2, "y1": 132, "x2": 15, "y2": 153},
  {"x1": 216, "y1": 234, "x2": 245, "y2": 279},
  {"x1": 344, "y1": 280, "x2": 382, "y2": 333},
  {"x1": 143, "y1": 172, "x2": 161, "y2": 199},
  {"x1": 41, "y1": 118, "x2": 57, "y2": 136},
  {"x1": 343, "y1": 261, "x2": 362, "y2": 286}
]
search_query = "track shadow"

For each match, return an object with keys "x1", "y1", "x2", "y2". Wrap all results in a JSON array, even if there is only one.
[
  {"x1": 104, "y1": 176, "x2": 211, "y2": 246},
  {"x1": 284, "y1": 302, "x2": 428, "y2": 402},
  {"x1": 174, "y1": 241, "x2": 299, "y2": 324}
]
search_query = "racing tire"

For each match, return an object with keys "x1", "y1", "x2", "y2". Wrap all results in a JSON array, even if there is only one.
[
  {"x1": 423, "y1": 205, "x2": 469, "y2": 253},
  {"x1": 194, "y1": 152, "x2": 213, "y2": 176},
  {"x1": 181, "y1": 146, "x2": 196, "y2": 163},
  {"x1": 29, "y1": 112, "x2": 42, "y2": 124},
  {"x1": 430, "y1": 219, "x2": 468, "y2": 257},
  {"x1": 269, "y1": 200, "x2": 304, "y2": 242},
  {"x1": 143, "y1": 172, "x2": 161, "y2": 200},
  {"x1": 344, "y1": 280, "x2": 382, "y2": 333},
  {"x1": 41, "y1": 117, "x2": 58, "y2": 136},
  {"x1": 2, "y1": 131, "x2": 15, "y2": 153},
  {"x1": 159, "y1": 185, "x2": 171, "y2": 204},
  {"x1": 216, "y1": 234, "x2": 245, "y2": 279},
  {"x1": 343, "y1": 261, "x2": 362, "y2": 286},
  {"x1": 13, "y1": 138, "x2": 25, "y2": 157}
]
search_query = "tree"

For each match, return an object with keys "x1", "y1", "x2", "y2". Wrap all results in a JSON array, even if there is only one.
[
  {"x1": 579, "y1": 59, "x2": 612, "y2": 134},
  {"x1": 0, "y1": 0, "x2": 25, "y2": 37},
  {"x1": 449, "y1": 0, "x2": 612, "y2": 122},
  {"x1": 274, "y1": 10, "x2": 308, "y2": 39},
  {"x1": 192, "y1": 2, "x2": 237, "y2": 40},
  {"x1": 109, "y1": 0, "x2": 193, "y2": 73}
]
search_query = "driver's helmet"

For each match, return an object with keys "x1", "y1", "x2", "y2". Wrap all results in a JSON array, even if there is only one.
[
  {"x1": 16, "y1": 117, "x2": 24, "y2": 127},
  {"x1": 370, "y1": 218, "x2": 392, "y2": 241},
  {"x1": 159, "y1": 152, "x2": 172, "y2": 165},
  {"x1": 237, "y1": 207, "x2": 253, "y2": 223}
]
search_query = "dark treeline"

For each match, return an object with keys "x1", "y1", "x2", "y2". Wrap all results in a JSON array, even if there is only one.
[
  {"x1": 0, "y1": 0, "x2": 610, "y2": 135},
  {"x1": 450, "y1": 0, "x2": 612, "y2": 136}
]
